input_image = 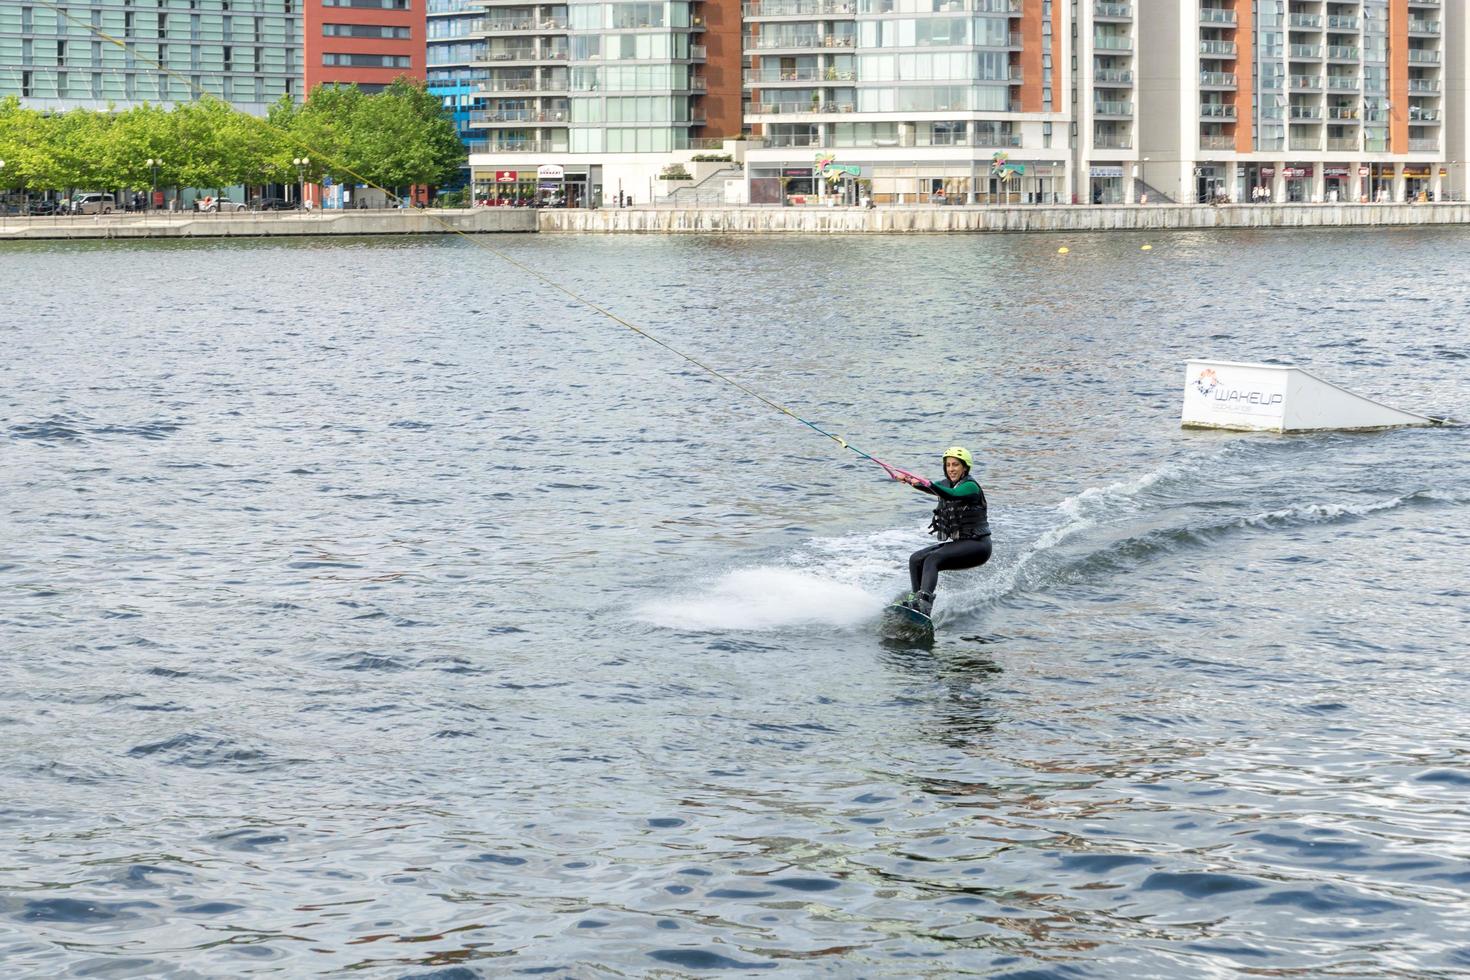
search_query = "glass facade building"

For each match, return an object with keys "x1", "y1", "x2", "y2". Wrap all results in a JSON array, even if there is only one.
[{"x1": 0, "y1": 0, "x2": 302, "y2": 114}]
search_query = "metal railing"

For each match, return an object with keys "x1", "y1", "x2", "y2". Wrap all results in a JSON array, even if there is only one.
[
  {"x1": 1095, "y1": 34, "x2": 1133, "y2": 50},
  {"x1": 1409, "y1": 78, "x2": 1441, "y2": 93},
  {"x1": 1287, "y1": 13, "x2": 1323, "y2": 28},
  {"x1": 1326, "y1": 46, "x2": 1359, "y2": 60},
  {"x1": 1326, "y1": 76, "x2": 1359, "y2": 90},
  {"x1": 1289, "y1": 44, "x2": 1323, "y2": 58},
  {"x1": 1407, "y1": 49, "x2": 1440, "y2": 63},
  {"x1": 1326, "y1": 15, "x2": 1359, "y2": 30},
  {"x1": 743, "y1": 0, "x2": 855, "y2": 15},
  {"x1": 1199, "y1": 8, "x2": 1236, "y2": 25},
  {"x1": 1093, "y1": 132, "x2": 1133, "y2": 149},
  {"x1": 1096, "y1": 68, "x2": 1134, "y2": 84},
  {"x1": 743, "y1": 68, "x2": 857, "y2": 83},
  {"x1": 1199, "y1": 134, "x2": 1234, "y2": 150},
  {"x1": 1200, "y1": 103, "x2": 1235, "y2": 118},
  {"x1": 1408, "y1": 20, "x2": 1440, "y2": 34},
  {"x1": 1326, "y1": 136, "x2": 1358, "y2": 150},
  {"x1": 1199, "y1": 40, "x2": 1237, "y2": 56},
  {"x1": 1199, "y1": 71, "x2": 1236, "y2": 86},
  {"x1": 1094, "y1": 100, "x2": 1133, "y2": 116},
  {"x1": 1094, "y1": 1, "x2": 1132, "y2": 17},
  {"x1": 1409, "y1": 137, "x2": 1440, "y2": 151},
  {"x1": 1289, "y1": 105, "x2": 1323, "y2": 120},
  {"x1": 748, "y1": 101, "x2": 857, "y2": 114},
  {"x1": 1326, "y1": 107, "x2": 1359, "y2": 120},
  {"x1": 1289, "y1": 74, "x2": 1323, "y2": 89},
  {"x1": 1408, "y1": 109, "x2": 1441, "y2": 122}
]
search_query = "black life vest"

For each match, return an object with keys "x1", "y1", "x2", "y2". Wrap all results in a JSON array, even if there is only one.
[{"x1": 928, "y1": 476, "x2": 991, "y2": 541}]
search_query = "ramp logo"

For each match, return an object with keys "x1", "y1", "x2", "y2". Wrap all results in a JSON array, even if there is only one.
[{"x1": 1193, "y1": 368, "x2": 1220, "y2": 397}]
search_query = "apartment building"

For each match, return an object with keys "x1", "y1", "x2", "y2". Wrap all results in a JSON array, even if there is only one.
[
  {"x1": 1140, "y1": 0, "x2": 1449, "y2": 204},
  {"x1": 0, "y1": 0, "x2": 302, "y2": 114},
  {"x1": 1074, "y1": 0, "x2": 1138, "y2": 202},
  {"x1": 463, "y1": 0, "x2": 743, "y2": 206},
  {"x1": 427, "y1": 0, "x2": 488, "y2": 157},
  {"x1": 305, "y1": 0, "x2": 424, "y2": 93},
  {"x1": 742, "y1": 0, "x2": 1072, "y2": 204}
]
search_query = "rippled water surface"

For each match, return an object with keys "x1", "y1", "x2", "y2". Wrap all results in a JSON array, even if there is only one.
[{"x1": 2, "y1": 229, "x2": 1468, "y2": 978}]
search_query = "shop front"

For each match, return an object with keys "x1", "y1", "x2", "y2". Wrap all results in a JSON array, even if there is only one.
[
  {"x1": 1402, "y1": 164, "x2": 1431, "y2": 201},
  {"x1": 471, "y1": 165, "x2": 593, "y2": 207},
  {"x1": 1282, "y1": 164, "x2": 1312, "y2": 202},
  {"x1": 1323, "y1": 165, "x2": 1351, "y2": 203},
  {"x1": 1194, "y1": 164, "x2": 1226, "y2": 203},
  {"x1": 1370, "y1": 163, "x2": 1394, "y2": 202},
  {"x1": 1089, "y1": 165, "x2": 1125, "y2": 204},
  {"x1": 1241, "y1": 163, "x2": 1272, "y2": 202}
]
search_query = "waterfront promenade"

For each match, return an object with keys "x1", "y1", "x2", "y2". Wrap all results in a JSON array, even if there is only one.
[{"x1": 5, "y1": 202, "x2": 1470, "y2": 239}]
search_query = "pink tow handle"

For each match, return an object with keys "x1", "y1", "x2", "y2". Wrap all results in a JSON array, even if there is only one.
[{"x1": 873, "y1": 458, "x2": 931, "y2": 489}]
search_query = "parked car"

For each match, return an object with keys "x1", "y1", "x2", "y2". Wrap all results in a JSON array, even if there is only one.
[
  {"x1": 195, "y1": 196, "x2": 248, "y2": 213},
  {"x1": 70, "y1": 192, "x2": 116, "y2": 214},
  {"x1": 26, "y1": 200, "x2": 59, "y2": 216},
  {"x1": 248, "y1": 197, "x2": 297, "y2": 211}
]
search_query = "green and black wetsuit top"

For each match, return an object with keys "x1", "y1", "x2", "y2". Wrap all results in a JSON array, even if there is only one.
[{"x1": 919, "y1": 474, "x2": 990, "y2": 541}]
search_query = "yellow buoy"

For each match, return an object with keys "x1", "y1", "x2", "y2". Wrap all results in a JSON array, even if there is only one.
[
  {"x1": 1141, "y1": 244, "x2": 1153, "y2": 251},
  {"x1": 1058, "y1": 246, "x2": 1070, "y2": 254}
]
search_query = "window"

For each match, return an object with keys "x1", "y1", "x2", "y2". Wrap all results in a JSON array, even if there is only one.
[
  {"x1": 322, "y1": 0, "x2": 408, "y2": 8},
  {"x1": 323, "y1": 23, "x2": 412, "y2": 38},
  {"x1": 323, "y1": 52, "x2": 413, "y2": 67}
]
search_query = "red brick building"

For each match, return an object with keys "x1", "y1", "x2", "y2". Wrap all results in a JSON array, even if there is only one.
[{"x1": 304, "y1": 0, "x2": 425, "y2": 94}]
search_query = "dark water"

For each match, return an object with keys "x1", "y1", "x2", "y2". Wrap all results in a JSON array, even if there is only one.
[{"x1": 2, "y1": 229, "x2": 1468, "y2": 978}]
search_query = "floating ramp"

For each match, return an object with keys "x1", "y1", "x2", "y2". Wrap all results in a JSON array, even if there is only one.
[{"x1": 1181, "y1": 360, "x2": 1446, "y2": 433}]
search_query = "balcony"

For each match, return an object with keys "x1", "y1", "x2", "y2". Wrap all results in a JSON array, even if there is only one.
[
  {"x1": 743, "y1": 34, "x2": 821, "y2": 50},
  {"x1": 474, "y1": 140, "x2": 559, "y2": 153},
  {"x1": 1326, "y1": 106, "x2": 1359, "y2": 121},
  {"x1": 1408, "y1": 78, "x2": 1441, "y2": 93},
  {"x1": 973, "y1": 132, "x2": 1023, "y2": 147},
  {"x1": 1199, "y1": 71, "x2": 1236, "y2": 88},
  {"x1": 1408, "y1": 108, "x2": 1441, "y2": 124},
  {"x1": 1200, "y1": 103, "x2": 1236, "y2": 119},
  {"x1": 976, "y1": 0, "x2": 1023, "y2": 11},
  {"x1": 483, "y1": 48, "x2": 540, "y2": 63},
  {"x1": 1095, "y1": 68, "x2": 1134, "y2": 85},
  {"x1": 1199, "y1": 7, "x2": 1236, "y2": 25},
  {"x1": 1094, "y1": 100, "x2": 1133, "y2": 117},
  {"x1": 1326, "y1": 136, "x2": 1358, "y2": 151},
  {"x1": 1326, "y1": 45, "x2": 1358, "y2": 61},
  {"x1": 1094, "y1": 1, "x2": 1132, "y2": 19},
  {"x1": 1408, "y1": 20, "x2": 1440, "y2": 35},
  {"x1": 1287, "y1": 13, "x2": 1323, "y2": 29},
  {"x1": 1326, "y1": 76, "x2": 1359, "y2": 91},
  {"x1": 1095, "y1": 34, "x2": 1133, "y2": 51},
  {"x1": 1407, "y1": 49, "x2": 1440, "y2": 64},
  {"x1": 742, "y1": 0, "x2": 855, "y2": 16},
  {"x1": 469, "y1": 109, "x2": 568, "y2": 125},
  {"x1": 1199, "y1": 40, "x2": 1237, "y2": 57},
  {"x1": 749, "y1": 100, "x2": 857, "y2": 115},
  {"x1": 1199, "y1": 134, "x2": 1234, "y2": 150},
  {"x1": 743, "y1": 67, "x2": 856, "y2": 84},
  {"x1": 1409, "y1": 137, "x2": 1439, "y2": 152},
  {"x1": 1326, "y1": 15, "x2": 1359, "y2": 31},
  {"x1": 483, "y1": 17, "x2": 565, "y2": 33},
  {"x1": 1288, "y1": 44, "x2": 1323, "y2": 59},
  {"x1": 1092, "y1": 133, "x2": 1133, "y2": 149},
  {"x1": 1289, "y1": 105, "x2": 1323, "y2": 120},
  {"x1": 1289, "y1": 74, "x2": 1323, "y2": 91}
]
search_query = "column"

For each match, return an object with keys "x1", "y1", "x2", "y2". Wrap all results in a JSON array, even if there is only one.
[
  {"x1": 1272, "y1": 159, "x2": 1287, "y2": 203},
  {"x1": 1126, "y1": 162, "x2": 1137, "y2": 204},
  {"x1": 1227, "y1": 161, "x2": 1241, "y2": 203},
  {"x1": 1311, "y1": 167, "x2": 1326, "y2": 203},
  {"x1": 1392, "y1": 162, "x2": 1406, "y2": 202},
  {"x1": 1432, "y1": 167, "x2": 1443, "y2": 202}
]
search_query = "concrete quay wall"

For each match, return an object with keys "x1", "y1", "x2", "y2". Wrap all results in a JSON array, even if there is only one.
[
  {"x1": 0, "y1": 207, "x2": 536, "y2": 240},
  {"x1": 540, "y1": 203, "x2": 1470, "y2": 235}
]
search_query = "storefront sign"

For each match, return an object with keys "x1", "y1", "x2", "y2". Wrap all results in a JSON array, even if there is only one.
[
  {"x1": 1260, "y1": 167, "x2": 1275, "y2": 178},
  {"x1": 1324, "y1": 167, "x2": 1349, "y2": 178},
  {"x1": 495, "y1": 170, "x2": 518, "y2": 183},
  {"x1": 1089, "y1": 166, "x2": 1124, "y2": 178},
  {"x1": 1440, "y1": 168, "x2": 1449, "y2": 177},
  {"x1": 1282, "y1": 166, "x2": 1313, "y2": 179},
  {"x1": 1403, "y1": 166, "x2": 1430, "y2": 177},
  {"x1": 537, "y1": 164, "x2": 564, "y2": 180},
  {"x1": 538, "y1": 181, "x2": 559, "y2": 191},
  {"x1": 782, "y1": 168, "x2": 812, "y2": 177},
  {"x1": 1358, "y1": 166, "x2": 1370, "y2": 177}
]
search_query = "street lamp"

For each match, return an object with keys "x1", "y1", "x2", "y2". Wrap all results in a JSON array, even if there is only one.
[
  {"x1": 293, "y1": 157, "x2": 310, "y2": 208},
  {"x1": 146, "y1": 158, "x2": 160, "y2": 211}
]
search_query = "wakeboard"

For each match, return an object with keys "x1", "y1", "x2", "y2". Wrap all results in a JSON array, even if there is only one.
[{"x1": 880, "y1": 597, "x2": 934, "y2": 640}]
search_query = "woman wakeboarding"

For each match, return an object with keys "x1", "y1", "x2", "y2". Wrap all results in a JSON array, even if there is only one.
[{"x1": 888, "y1": 446, "x2": 992, "y2": 616}]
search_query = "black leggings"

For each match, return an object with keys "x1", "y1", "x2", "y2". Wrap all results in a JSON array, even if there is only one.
[{"x1": 909, "y1": 537, "x2": 992, "y2": 596}]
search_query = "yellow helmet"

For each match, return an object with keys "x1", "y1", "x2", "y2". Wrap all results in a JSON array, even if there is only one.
[{"x1": 942, "y1": 446, "x2": 974, "y2": 470}]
